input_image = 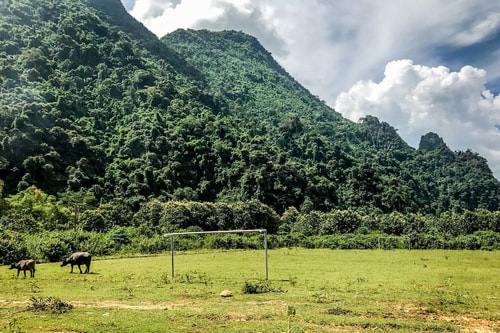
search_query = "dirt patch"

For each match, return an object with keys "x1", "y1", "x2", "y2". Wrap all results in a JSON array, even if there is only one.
[
  {"x1": 436, "y1": 315, "x2": 498, "y2": 333},
  {"x1": 0, "y1": 299, "x2": 27, "y2": 306},
  {"x1": 204, "y1": 312, "x2": 248, "y2": 321},
  {"x1": 0, "y1": 298, "x2": 206, "y2": 313},
  {"x1": 0, "y1": 299, "x2": 29, "y2": 310},
  {"x1": 72, "y1": 301, "x2": 172, "y2": 310},
  {"x1": 393, "y1": 304, "x2": 499, "y2": 333},
  {"x1": 71, "y1": 299, "x2": 208, "y2": 312}
]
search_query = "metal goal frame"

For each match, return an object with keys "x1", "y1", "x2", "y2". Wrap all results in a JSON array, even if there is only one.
[{"x1": 164, "y1": 229, "x2": 268, "y2": 279}]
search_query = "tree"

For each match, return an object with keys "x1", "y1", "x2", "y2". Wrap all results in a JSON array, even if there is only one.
[{"x1": 5, "y1": 186, "x2": 70, "y2": 231}]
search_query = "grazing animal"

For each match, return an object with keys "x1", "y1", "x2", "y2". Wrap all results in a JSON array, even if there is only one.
[
  {"x1": 9, "y1": 259, "x2": 36, "y2": 278},
  {"x1": 61, "y1": 252, "x2": 92, "y2": 274}
]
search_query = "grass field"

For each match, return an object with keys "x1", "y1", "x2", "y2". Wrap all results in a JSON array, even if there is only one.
[{"x1": 0, "y1": 249, "x2": 498, "y2": 332}]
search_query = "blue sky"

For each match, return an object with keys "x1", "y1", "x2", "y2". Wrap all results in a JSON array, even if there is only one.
[
  {"x1": 120, "y1": 0, "x2": 500, "y2": 179},
  {"x1": 432, "y1": 32, "x2": 500, "y2": 94}
]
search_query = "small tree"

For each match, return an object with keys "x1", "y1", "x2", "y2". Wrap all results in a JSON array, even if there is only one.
[{"x1": 5, "y1": 186, "x2": 70, "y2": 232}]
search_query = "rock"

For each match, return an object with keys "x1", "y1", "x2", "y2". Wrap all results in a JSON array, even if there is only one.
[{"x1": 220, "y1": 290, "x2": 233, "y2": 297}]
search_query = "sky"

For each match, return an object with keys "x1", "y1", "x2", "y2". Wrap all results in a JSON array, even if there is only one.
[{"x1": 120, "y1": 0, "x2": 500, "y2": 180}]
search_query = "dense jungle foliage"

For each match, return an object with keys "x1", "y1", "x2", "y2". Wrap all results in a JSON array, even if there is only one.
[
  {"x1": 0, "y1": 185, "x2": 499, "y2": 265},
  {"x1": 162, "y1": 29, "x2": 500, "y2": 214},
  {"x1": 0, "y1": 0, "x2": 499, "y2": 260}
]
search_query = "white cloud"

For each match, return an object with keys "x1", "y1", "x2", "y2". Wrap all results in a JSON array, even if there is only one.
[
  {"x1": 335, "y1": 60, "x2": 500, "y2": 178},
  {"x1": 130, "y1": 0, "x2": 289, "y2": 56},
  {"x1": 451, "y1": 12, "x2": 500, "y2": 46},
  {"x1": 130, "y1": 0, "x2": 226, "y2": 36},
  {"x1": 129, "y1": 0, "x2": 260, "y2": 32}
]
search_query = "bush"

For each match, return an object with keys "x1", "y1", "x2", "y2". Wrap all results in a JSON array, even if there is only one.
[
  {"x1": 274, "y1": 232, "x2": 304, "y2": 248},
  {"x1": 37, "y1": 236, "x2": 69, "y2": 262},
  {"x1": 205, "y1": 234, "x2": 244, "y2": 249},
  {"x1": 82, "y1": 232, "x2": 114, "y2": 256},
  {"x1": 473, "y1": 230, "x2": 500, "y2": 250},
  {"x1": 80, "y1": 209, "x2": 106, "y2": 232},
  {"x1": 0, "y1": 234, "x2": 29, "y2": 265},
  {"x1": 447, "y1": 235, "x2": 482, "y2": 250},
  {"x1": 27, "y1": 297, "x2": 73, "y2": 314},
  {"x1": 242, "y1": 281, "x2": 285, "y2": 294},
  {"x1": 109, "y1": 226, "x2": 132, "y2": 249},
  {"x1": 409, "y1": 233, "x2": 445, "y2": 249},
  {"x1": 319, "y1": 210, "x2": 362, "y2": 235},
  {"x1": 135, "y1": 234, "x2": 169, "y2": 254}
]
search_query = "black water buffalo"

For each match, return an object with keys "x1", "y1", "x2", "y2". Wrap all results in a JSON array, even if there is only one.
[
  {"x1": 61, "y1": 252, "x2": 91, "y2": 274},
  {"x1": 9, "y1": 259, "x2": 36, "y2": 278}
]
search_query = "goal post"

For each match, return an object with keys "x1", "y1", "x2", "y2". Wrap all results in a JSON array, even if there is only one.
[{"x1": 164, "y1": 229, "x2": 268, "y2": 280}]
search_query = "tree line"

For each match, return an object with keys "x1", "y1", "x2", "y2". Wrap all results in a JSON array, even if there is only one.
[{"x1": 1, "y1": 184, "x2": 498, "y2": 265}]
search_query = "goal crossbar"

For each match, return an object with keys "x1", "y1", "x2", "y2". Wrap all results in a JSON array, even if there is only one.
[{"x1": 164, "y1": 229, "x2": 268, "y2": 279}]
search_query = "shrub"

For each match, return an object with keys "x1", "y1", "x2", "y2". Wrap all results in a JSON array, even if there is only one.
[
  {"x1": 0, "y1": 234, "x2": 29, "y2": 265},
  {"x1": 27, "y1": 297, "x2": 73, "y2": 314},
  {"x1": 447, "y1": 235, "x2": 481, "y2": 250},
  {"x1": 409, "y1": 233, "x2": 445, "y2": 249},
  {"x1": 80, "y1": 209, "x2": 106, "y2": 232},
  {"x1": 473, "y1": 230, "x2": 500, "y2": 250},
  {"x1": 242, "y1": 281, "x2": 285, "y2": 294},
  {"x1": 109, "y1": 226, "x2": 132, "y2": 249},
  {"x1": 319, "y1": 210, "x2": 362, "y2": 235},
  {"x1": 82, "y1": 232, "x2": 114, "y2": 256},
  {"x1": 135, "y1": 234, "x2": 169, "y2": 254},
  {"x1": 37, "y1": 236, "x2": 69, "y2": 262}
]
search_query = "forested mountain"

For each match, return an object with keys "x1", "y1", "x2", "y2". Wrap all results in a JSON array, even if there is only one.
[
  {"x1": 162, "y1": 29, "x2": 500, "y2": 214},
  {"x1": 1, "y1": 0, "x2": 499, "y2": 217}
]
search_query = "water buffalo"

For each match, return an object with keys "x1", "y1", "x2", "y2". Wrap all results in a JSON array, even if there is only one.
[
  {"x1": 9, "y1": 259, "x2": 36, "y2": 278},
  {"x1": 61, "y1": 252, "x2": 91, "y2": 274}
]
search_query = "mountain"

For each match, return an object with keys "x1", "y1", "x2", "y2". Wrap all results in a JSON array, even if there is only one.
[
  {"x1": 162, "y1": 29, "x2": 500, "y2": 213},
  {"x1": 1, "y1": 0, "x2": 499, "y2": 215}
]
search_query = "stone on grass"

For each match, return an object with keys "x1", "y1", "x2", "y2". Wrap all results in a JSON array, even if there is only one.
[{"x1": 220, "y1": 290, "x2": 233, "y2": 297}]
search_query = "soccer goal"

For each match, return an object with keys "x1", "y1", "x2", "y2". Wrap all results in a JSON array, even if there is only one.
[
  {"x1": 164, "y1": 229, "x2": 268, "y2": 279},
  {"x1": 377, "y1": 236, "x2": 411, "y2": 250}
]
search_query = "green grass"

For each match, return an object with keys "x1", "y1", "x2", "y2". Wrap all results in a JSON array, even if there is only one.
[{"x1": 1, "y1": 249, "x2": 498, "y2": 332}]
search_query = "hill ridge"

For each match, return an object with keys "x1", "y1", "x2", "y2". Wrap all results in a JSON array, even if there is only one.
[{"x1": 0, "y1": 0, "x2": 498, "y2": 214}]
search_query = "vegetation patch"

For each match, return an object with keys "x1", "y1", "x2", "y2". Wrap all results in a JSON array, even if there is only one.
[
  {"x1": 27, "y1": 296, "x2": 73, "y2": 314},
  {"x1": 175, "y1": 271, "x2": 211, "y2": 285},
  {"x1": 327, "y1": 307, "x2": 353, "y2": 315},
  {"x1": 242, "y1": 280, "x2": 286, "y2": 294}
]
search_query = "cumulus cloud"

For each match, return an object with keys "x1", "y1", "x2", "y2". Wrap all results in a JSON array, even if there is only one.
[
  {"x1": 335, "y1": 60, "x2": 500, "y2": 178},
  {"x1": 130, "y1": 0, "x2": 224, "y2": 34},
  {"x1": 191, "y1": 1, "x2": 288, "y2": 57},
  {"x1": 130, "y1": 0, "x2": 288, "y2": 56}
]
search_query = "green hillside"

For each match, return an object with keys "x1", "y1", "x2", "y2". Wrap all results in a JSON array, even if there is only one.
[
  {"x1": 162, "y1": 29, "x2": 500, "y2": 214},
  {"x1": 1, "y1": 0, "x2": 499, "y2": 218}
]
